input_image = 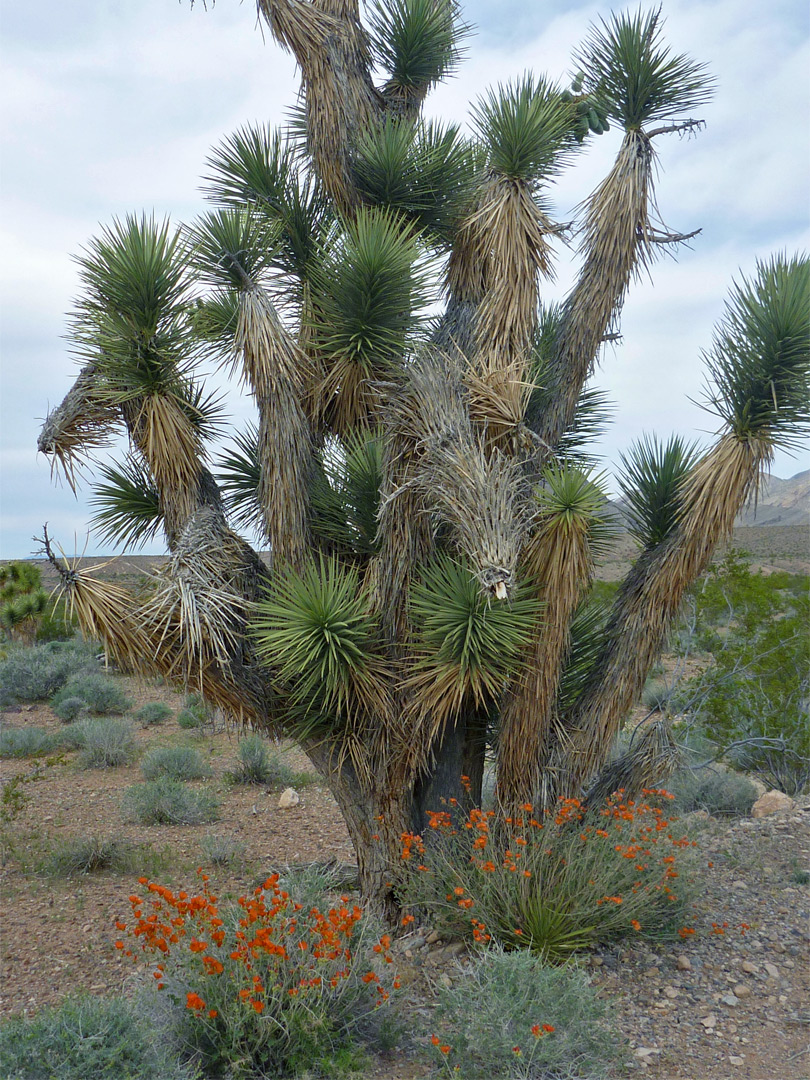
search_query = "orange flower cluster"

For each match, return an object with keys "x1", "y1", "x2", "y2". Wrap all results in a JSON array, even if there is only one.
[
  {"x1": 399, "y1": 787, "x2": 698, "y2": 947},
  {"x1": 115, "y1": 870, "x2": 395, "y2": 1018}
]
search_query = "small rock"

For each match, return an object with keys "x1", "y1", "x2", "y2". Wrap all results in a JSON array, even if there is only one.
[
  {"x1": 437, "y1": 973, "x2": 452, "y2": 989},
  {"x1": 634, "y1": 1048, "x2": 660, "y2": 1059},
  {"x1": 752, "y1": 790, "x2": 796, "y2": 818},
  {"x1": 676, "y1": 955, "x2": 692, "y2": 972},
  {"x1": 731, "y1": 880, "x2": 748, "y2": 889},
  {"x1": 720, "y1": 993, "x2": 739, "y2": 1007},
  {"x1": 729, "y1": 1055, "x2": 745, "y2": 1066},
  {"x1": 664, "y1": 986, "x2": 679, "y2": 999},
  {"x1": 740, "y1": 960, "x2": 758, "y2": 975},
  {"x1": 763, "y1": 962, "x2": 780, "y2": 979},
  {"x1": 733, "y1": 983, "x2": 750, "y2": 998},
  {"x1": 700, "y1": 1013, "x2": 717, "y2": 1029},
  {"x1": 277, "y1": 787, "x2": 300, "y2": 809},
  {"x1": 645, "y1": 967, "x2": 661, "y2": 977},
  {"x1": 590, "y1": 955, "x2": 604, "y2": 967},
  {"x1": 425, "y1": 929, "x2": 442, "y2": 945}
]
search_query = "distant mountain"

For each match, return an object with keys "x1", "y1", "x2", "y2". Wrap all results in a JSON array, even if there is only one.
[
  {"x1": 609, "y1": 470, "x2": 810, "y2": 529},
  {"x1": 735, "y1": 470, "x2": 810, "y2": 527}
]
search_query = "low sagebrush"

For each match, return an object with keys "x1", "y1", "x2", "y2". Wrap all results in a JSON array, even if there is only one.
[
  {"x1": 0, "y1": 726, "x2": 59, "y2": 758},
  {"x1": 0, "y1": 993, "x2": 194, "y2": 1080},
  {"x1": 0, "y1": 640, "x2": 98, "y2": 706},
  {"x1": 69, "y1": 717, "x2": 137, "y2": 768},
  {"x1": 134, "y1": 702, "x2": 173, "y2": 727},
  {"x1": 42, "y1": 836, "x2": 144, "y2": 877},
  {"x1": 141, "y1": 745, "x2": 212, "y2": 781},
  {"x1": 122, "y1": 778, "x2": 220, "y2": 825},
  {"x1": 426, "y1": 947, "x2": 624, "y2": 1079},
  {"x1": 51, "y1": 672, "x2": 130, "y2": 717}
]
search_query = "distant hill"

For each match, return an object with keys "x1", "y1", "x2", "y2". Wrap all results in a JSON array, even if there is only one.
[
  {"x1": 609, "y1": 470, "x2": 809, "y2": 529},
  {"x1": 734, "y1": 469, "x2": 810, "y2": 527}
]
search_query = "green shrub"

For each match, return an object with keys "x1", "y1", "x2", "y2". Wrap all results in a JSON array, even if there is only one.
[
  {"x1": 677, "y1": 556, "x2": 810, "y2": 794},
  {"x1": 119, "y1": 872, "x2": 397, "y2": 1078},
  {"x1": 426, "y1": 948, "x2": 623, "y2": 1079},
  {"x1": 0, "y1": 726, "x2": 59, "y2": 758},
  {"x1": 51, "y1": 673, "x2": 131, "y2": 717},
  {"x1": 0, "y1": 639, "x2": 98, "y2": 706},
  {"x1": 41, "y1": 836, "x2": 153, "y2": 877},
  {"x1": 141, "y1": 746, "x2": 212, "y2": 781},
  {"x1": 176, "y1": 692, "x2": 215, "y2": 730},
  {"x1": 134, "y1": 702, "x2": 173, "y2": 726},
  {"x1": 176, "y1": 707, "x2": 204, "y2": 729},
  {"x1": 0, "y1": 993, "x2": 194, "y2": 1080},
  {"x1": 399, "y1": 793, "x2": 701, "y2": 960},
  {"x1": 668, "y1": 766, "x2": 759, "y2": 817},
  {"x1": 122, "y1": 778, "x2": 220, "y2": 825},
  {"x1": 227, "y1": 734, "x2": 314, "y2": 789},
  {"x1": 642, "y1": 678, "x2": 672, "y2": 712},
  {"x1": 70, "y1": 717, "x2": 137, "y2": 768},
  {"x1": 199, "y1": 833, "x2": 245, "y2": 866},
  {"x1": 52, "y1": 695, "x2": 90, "y2": 723}
]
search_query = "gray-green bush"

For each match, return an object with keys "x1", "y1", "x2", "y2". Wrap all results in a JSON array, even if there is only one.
[
  {"x1": 141, "y1": 745, "x2": 212, "y2": 781},
  {"x1": 0, "y1": 993, "x2": 195, "y2": 1080},
  {"x1": 122, "y1": 778, "x2": 219, "y2": 825},
  {"x1": 52, "y1": 695, "x2": 90, "y2": 723},
  {"x1": 426, "y1": 948, "x2": 623, "y2": 1079},
  {"x1": 134, "y1": 702, "x2": 173, "y2": 726},
  {"x1": 199, "y1": 833, "x2": 245, "y2": 866},
  {"x1": 0, "y1": 639, "x2": 98, "y2": 706},
  {"x1": 0, "y1": 726, "x2": 59, "y2": 758},
  {"x1": 41, "y1": 836, "x2": 152, "y2": 877},
  {"x1": 69, "y1": 717, "x2": 137, "y2": 768},
  {"x1": 667, "y1": 766, "x2": 759, "y2": 817},
  {"x1": 229, "y1": 734, "x2": 312, "y2": 788},
  {"x1": 50, "y1": 673, "x2": 131, "y2": 716}
]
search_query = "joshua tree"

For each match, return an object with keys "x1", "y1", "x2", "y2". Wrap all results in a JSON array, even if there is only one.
[
  {"x1": 0, "y1": 562, "x2": 49, "y2": 644},
  {"x1": 37, "y1": 2, "x2": 808, "y2": 906}
]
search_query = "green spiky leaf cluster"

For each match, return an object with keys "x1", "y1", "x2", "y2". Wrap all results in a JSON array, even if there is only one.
[
  {"x1": 352, "y1": 119, "x2": 478, "y2": 239},
  {"x1": 534, "y1": 463, "x2": 616, "y2": 558},
  {"x1": 555, "y1": 596, "x2": 612, "y2": 713},
  {"x1": 308, "y1": 207, "x2": 432, "y2": 371},
  {"x1": 618, "y1": 434, "x2": 701, "y2": 549},
  {"x1": 368, "y1": 0, "x2": 469, "y2": 99},
  {"x1": 702, "y1": 254, "x2": 810, "y2": 447},
  {"x1": 576, "y1": 8, "x2": 714, "y2": 129},
  {"x1": 409, "y1": 555, "x2": 540, "y2": 703},
  {"x1": 90, "y1": 457, "x2": 163, "y2": 549},
  {"x1": 216, "y1": 424, "x2": 264, "y2": 534},
  {"x1": 187, "y1": 208, "x2": 282, "y2": 291},
  {"x1": 72, "y1": 215, "x2": 199, "y2": 405},
  {"x1": 470, "y1": 76, "x2": 574, "y2": 182},
  {"x1": 203, "y1": 124, "x2": 330, "y2": 290},
  {"x1": 252, "y1": 555, "x2": 389, "y2": 730},
  {"x1": 310, "y1": 430, "x2": 384, "y2": 555}
]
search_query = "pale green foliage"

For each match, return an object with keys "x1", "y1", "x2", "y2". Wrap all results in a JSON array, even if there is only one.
[
  {"x1": 122, "y1": 778, "x2": 220, "y2": 825},
  {"x1": 427, "y1": 948, "x2": 623, "y2": 1079}
]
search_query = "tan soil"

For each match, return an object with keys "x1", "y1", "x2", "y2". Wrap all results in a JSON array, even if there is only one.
[{"x1": 2, "y1": 672, "x2": 808, "y2": 1079}]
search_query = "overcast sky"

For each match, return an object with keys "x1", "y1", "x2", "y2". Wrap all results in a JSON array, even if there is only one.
[{"x1": 1, "y1": 0, "x2": 808, "y2": 559}]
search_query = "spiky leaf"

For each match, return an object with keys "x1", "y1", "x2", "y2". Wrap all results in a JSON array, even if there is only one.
[
  {"x1": 701, "y1": 254, "x2": 810, "y2": 448},
  {"x1": 252, "y1": 555, "x2": 390, "y2": 727},
  {"x1": 90, "y1": 457, "x2": 163, "y2": 549},
  {"x1": 618, "y1": 434, "x2": 701, "y2": 549},
  {"x1": 470, "y1": 76, "x2": 573, "y2": 182},
  {"x1": 575, "y1": 9, "x2": 714, "y2": 130},
  {"x1": 408, "y1": 555, "x2": 539, "y2": 713},
  {"x1": 368, "y1": 0, "x2": 469, "y2": 99}
]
